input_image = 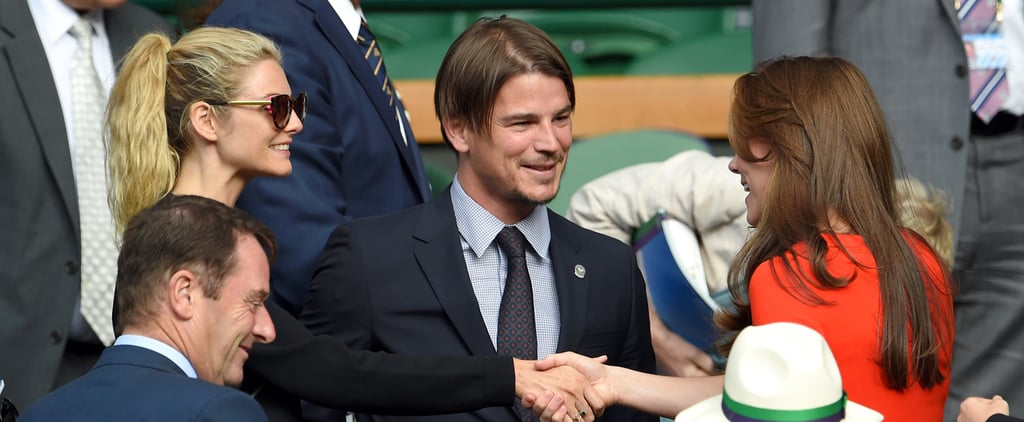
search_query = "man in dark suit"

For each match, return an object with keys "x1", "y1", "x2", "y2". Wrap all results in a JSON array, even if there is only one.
[
  {"x1": 303, "y1": 16, "x2": 657, "y2": 422},
  {"x1": 204, "y1": 3, "x2": 600, "y2": 420},
  {"x1": 0, "y1": 0, "x2": 171, "y2": 408},
  {"x1": 21, "y1": 195, "x2": 274, "y2": 421},
  {"x1": 205, "y1": 0, "x2": 431, "y2": 318}
]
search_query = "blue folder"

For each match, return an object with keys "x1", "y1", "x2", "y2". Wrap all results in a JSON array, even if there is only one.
[{"x1": 633, "y1": 212, "x2": 720, "y2": 352}]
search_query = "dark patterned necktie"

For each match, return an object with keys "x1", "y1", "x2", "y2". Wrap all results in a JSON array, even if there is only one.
[{"x1": 495, "y1": 226, "x2": 538, "y2": 421}]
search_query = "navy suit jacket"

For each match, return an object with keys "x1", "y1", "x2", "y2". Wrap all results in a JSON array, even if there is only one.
[
  {"x1": 206, "y1": 0, "x2": 431, "y2": 316},
  {"x1": 302, "y1": 189, "x2": 658, "y2": 421},
  {"x1": 20, "y1": 345, "x2": 267, "y2": 421}
]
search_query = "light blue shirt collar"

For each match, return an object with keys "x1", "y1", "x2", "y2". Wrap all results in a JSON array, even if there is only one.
[
  {"x1": 114, "y1": 334, "x2": 198, "y2": 379},
  {"x1": 451, "y1": 175, "x2": 551, "y2": 260}
]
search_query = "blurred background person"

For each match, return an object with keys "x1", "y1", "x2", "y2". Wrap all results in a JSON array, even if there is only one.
[{"x1": 0, "y1": 0, "x2": 171, "y2": 408}]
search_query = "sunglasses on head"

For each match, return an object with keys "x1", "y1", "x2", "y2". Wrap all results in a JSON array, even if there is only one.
[{"x1": 205, "y1": 92, "x2": 307, "y2": 130}]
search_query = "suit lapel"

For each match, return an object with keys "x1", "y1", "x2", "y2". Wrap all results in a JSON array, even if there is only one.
[
  {"x1": 1, "y1": 0, "x2": 79, "y2": 231},
  {"x1": 938, "y1": 0, "x2": 961, "y2": 34},
  {"x1": 299, "y1": 0, "x2": 426, "y2": 201},
  {"x1": 548, "y1": 212, "x2": 590, "y2": 352},
  {"x1": 412, "y1": 191, "x2": 497, "y2": 356}
]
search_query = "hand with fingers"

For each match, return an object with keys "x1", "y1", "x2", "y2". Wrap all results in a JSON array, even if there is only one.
[
  {"x1": 958, "y1": 395, "x2": 1011, "y2": 422},
  {"x1": 521, "y1": 352, "x2": 614, "y2": 422},
  {"x1": 513, "y1": 356, "x2": 606, "y2": 422},
  {"x1": 649, "y1": 309, "x2": 717, "y2": 377}
]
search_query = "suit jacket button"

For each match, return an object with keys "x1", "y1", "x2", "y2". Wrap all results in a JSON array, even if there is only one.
[
  {"x1": 49, "y1": 330, "x2": 64, "y2": 345},
  {"x1": 65, "y1": 260, "x2": 78, "y2": 274},
  {"x1": 955, "y1": 64, "x2": 968, "y2": 78},
  {"x1": 951, "y1": 136, "x2": 965, "y2": 150}
]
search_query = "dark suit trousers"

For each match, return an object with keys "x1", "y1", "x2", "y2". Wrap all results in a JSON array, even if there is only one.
[{"x1": 945, "y1": 127, "x2": 1024, "y2": 421}]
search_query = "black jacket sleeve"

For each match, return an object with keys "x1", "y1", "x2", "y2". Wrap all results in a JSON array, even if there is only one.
[
  {"x1": 244, "y1": 301, "x2": 515, "y2": 414},
  {"x1": 989, "y1": 415, "x2": 1024, "y2": 422}
]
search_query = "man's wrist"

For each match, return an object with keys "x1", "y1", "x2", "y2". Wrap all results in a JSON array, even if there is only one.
[{"x1": 512, "y1": 358, "x2": 531, "y2": 398}]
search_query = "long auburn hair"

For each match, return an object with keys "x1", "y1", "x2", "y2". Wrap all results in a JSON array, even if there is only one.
[{"x1": 716, "y1": 56, "x2": 953, "y2": 390}]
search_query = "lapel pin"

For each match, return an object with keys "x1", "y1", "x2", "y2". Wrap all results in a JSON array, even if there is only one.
[{"x1": 574, "y1": 264, "x2": 586, "y2": 279}]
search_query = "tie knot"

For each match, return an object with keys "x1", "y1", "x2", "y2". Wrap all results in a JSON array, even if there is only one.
[
  {"x1": 496, "y1": 226, "x2": 527, "y2": 259},
  {"x1": 70, "y1": 18, "x2": 93, "y2": 41},
  {"x1": 357, "y1": 20, "x2": 375, "y2": 43}
]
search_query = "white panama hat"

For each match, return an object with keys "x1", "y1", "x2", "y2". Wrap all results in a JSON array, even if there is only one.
[{"x1": 675, "y1": 322, "x2": 884, "y2": 422}]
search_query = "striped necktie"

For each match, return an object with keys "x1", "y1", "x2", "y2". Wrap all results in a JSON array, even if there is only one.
[
  {"x1": 356, "y1": 20, "x2": 396, "y2": 109},
  {"x1": 959, "y1": 0, "x2": 1010, "y2": 122}
]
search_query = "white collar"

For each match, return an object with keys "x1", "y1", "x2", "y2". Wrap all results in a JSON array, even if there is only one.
[
  {"x1": 27, "y1": 0, "x2": 107, "y2": 47},
  {"x1": 326, "y1": 0, "x2": 363, "y2": 40}
]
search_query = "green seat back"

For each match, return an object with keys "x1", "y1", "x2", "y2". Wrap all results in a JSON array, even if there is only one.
[
  {"x1": 363, "y1": 11, "x2": 473, "y2": 52},
  {"x1": 130, "y1": 0, "x2": 180, "y2": 29},
  {"x1": 497, "y1": 10, "x2": 678, "y2": 75},
  {"x1": 549, "y1": 129, "x2": 710, "y2": 215},
  {"x1": 384, "y1": 35, "x2": 589, "y2": 80},
  {"x1": 487, "y1": 8, "x2": 733, "y2": 75},
  {"x1": 382, "y1": 36, "x2": 458, "y2": 80},
  {"x1": 626, "y1": 30, "x2": 753, "y2": 75},
  {"x1": 423, "y1": 160, "x2": 454, "y2": 198}
]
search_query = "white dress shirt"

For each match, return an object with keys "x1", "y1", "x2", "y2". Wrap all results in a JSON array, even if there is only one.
[
  {"x1": 27, "y1": 0, "x2": 116, "y2": 175},
  {"x1": 1001, "y1": 0, "x2": 1024, "y2": 114}
]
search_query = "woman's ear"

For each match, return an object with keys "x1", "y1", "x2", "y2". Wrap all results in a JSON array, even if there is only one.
[
  {"x1": 443, "y1": 118, "x2": 470, "y2": 154},
  {"x1": 749, "y1": 137, "x2": 773, "y2": 161},
  {"x1": 189, "y1": 101, "x2": 219, "y2": 143}
]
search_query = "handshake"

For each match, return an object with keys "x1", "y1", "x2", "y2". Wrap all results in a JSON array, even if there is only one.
[
  {"x1": 513, "y1": 352, "x2": 612, "y2": 422},
  {"x1": 513, "y1": 351, "x2": 721, "y2": 421}
]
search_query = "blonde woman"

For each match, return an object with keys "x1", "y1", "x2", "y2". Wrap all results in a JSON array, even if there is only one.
[{"x1": 107, "y1": 27, "x2": 302, "y2": 233}]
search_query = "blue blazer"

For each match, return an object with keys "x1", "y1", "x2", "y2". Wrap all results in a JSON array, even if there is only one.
[
  {"x1": 20, "y1": 345, "x2": 267, "y2": 421},
  {"x1": 302, "y1": 188, "x2": 658, "y2": 421},
  {"x1": 206, "y1": 0, "x2": 431, "y2": 315}
]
